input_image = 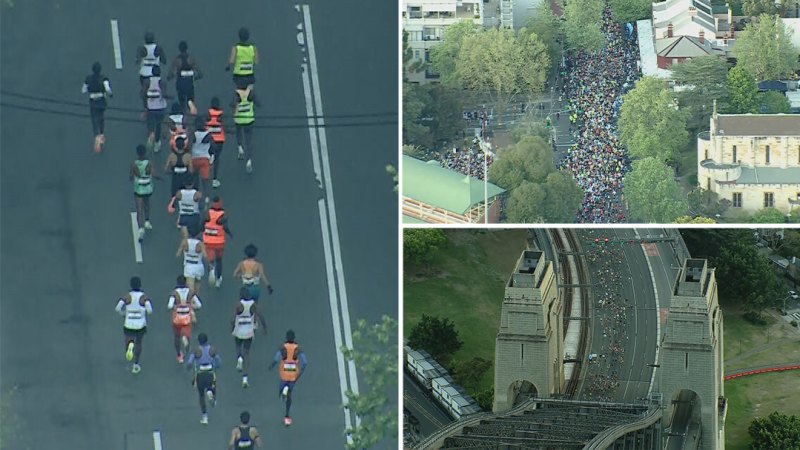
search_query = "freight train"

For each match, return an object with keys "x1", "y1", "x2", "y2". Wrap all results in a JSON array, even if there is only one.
[{"x1": 404, "y1": 346, "x2": 483, "y2": 420}]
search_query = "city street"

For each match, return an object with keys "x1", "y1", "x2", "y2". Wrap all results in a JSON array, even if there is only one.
[{"x1": 0, "y1": 0, "x2": 397, "y2": 448}]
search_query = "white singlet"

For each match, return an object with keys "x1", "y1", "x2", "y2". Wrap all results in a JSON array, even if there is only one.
[
  {"x1": 232, "y1": 299, "x2": 255, "y2": 339},
  {"x1": 183, "y1": 238, "x2": 205, "y2": 280},
  {"x1": 124, "y1": 291, "x2": 148, "y2": 329}
]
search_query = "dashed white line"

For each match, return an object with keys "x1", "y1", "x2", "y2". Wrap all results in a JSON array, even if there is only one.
[
  {"x1": 110, "y1": 20, "x2": 123, "y2": 69},
  {"x1": 152, "y1": 430, "x2": 162, "y2": 450},
  {"x1": 130, "y1": 212, "x2": 143, "y2": 263}
]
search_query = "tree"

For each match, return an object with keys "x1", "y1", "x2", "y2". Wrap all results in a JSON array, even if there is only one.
[
  {"x1": 563, "y1": 0, "x2": 605, "y2": 52},
  {"x1": 687, "y1": 188, "x2": 730, "y2": 217},
  {"x1": 429, "y1": 20, "x2": 482, "y2": 86},
  {"x1": 726, "y1": 65, "x2": 760, "y2": 114},
  {"x1": 403, "y1": 30, "x2": 423, "y2": 77},
  {"x1": 760, "y1": 91, "x2": 790, "y2": 114},
  {"x1": 505, "y1": 181, "x2": 546, "y2": 223},
  {"x1": 674, "y1": 216, "x2": 717, "y2": 223},
  {"x1": 455, "y1": 27, "x2": 550, "y2": 116},
  {"x1": 451, "y1": 357, "x2": 493, "y2": 390},
  {"x1": 749, "y1": 411, "x2": 800, "y2": 449},
  {"x1": 623, "y1": 157, "x2": 688, "y2": 222},
  {"x1": 539, "y1": 171, "x2": 583, "y2": 222},
  {"x1": 776, "y1": 229, "x2": 800, "y2": 259},
  {"x1": 618, "y1": 77, "x2": 689, "y2": 162},
  {"x1": 510, "y1": 115, "x2": 550, "y2": 143},
  {"x1": 342, "y1": 315, "x2": 398, "y2": 449},
  {"x1": 609, "y1": 0, "x2": 652, "y2": 23},
  {"x1": 750, "y1": 207, "x2": 787, "y2": 223},
  {"x1": 407, "y1": 315, "x2": 463, "y2": 363},
  {"x1": 523, "y1": 3, "x2": 562, "y2": 63},
  {"x1": 489, "y1": 136, "x2": 555, "y2": 189},
  {"x1": 670, "y1": 56, "x2": 730, "y2": 129},
  {"x1": 404, "y1": 229, "x2": 447, "y2": 266},
  {"x1": 403, "y1": 83, "x2": 433, "y2": 148},
  {"x1": 742, "y1": 0, "x2": 778, "y2": 17},
  {"x1": 426, "y1": 84, "x2": 465, "y2": 145},
  {"x1": 732, "y1": 14, "x2": 798, "y2": 81}
]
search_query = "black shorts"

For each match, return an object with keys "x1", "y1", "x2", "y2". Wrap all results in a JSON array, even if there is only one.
[
  {"x1": 233, "y1": 74, "x2": 255, "y2": 89},
  {"x1": 196, "y1": 371, "x2": 215, "y2": 393},
  {"x1": 234, "y1": 337, "x2": 253, "y2": 352},
  {"x1": 176, "y1": 80, "x2": 195, "y2": 104},
  {"x1": 147, "y1": 109, "x2": 165, "y2": 134},
  {"x1": 178, "y1": 213, "x2": 201, "y2": 231},
  {"x1": 123, "y1": 326, "x2": 147, "y2": 339}
]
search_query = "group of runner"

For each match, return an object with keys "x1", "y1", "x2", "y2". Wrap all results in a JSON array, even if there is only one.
[{"x1": 91, "y1": 28, "x2": 308, "y2": 434}]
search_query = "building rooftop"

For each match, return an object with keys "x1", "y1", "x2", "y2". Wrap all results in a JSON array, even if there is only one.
[
  {"x1": 656, "y1": 35, "x2": 721, "y2": 58},
  {"x1": 734, "y1": 166, "x2": 800, "y2": 185},
  {"x1": 402, "y1": 155, "x2": 505, "y2": 215},
  {"x1": 716, "y1": 115, "x2": 800, "y2": 136}
]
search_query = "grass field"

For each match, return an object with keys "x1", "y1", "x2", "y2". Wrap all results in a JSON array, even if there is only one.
[
  {"x1": 403, "y1": 229, "x2": 529, "y2": 397},
  {"x1": 724, "y1": 371, "x2": 800, "y2": 450}
]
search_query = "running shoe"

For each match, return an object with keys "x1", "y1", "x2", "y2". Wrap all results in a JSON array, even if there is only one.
[
  {"x1": 126, "y1": 342, "x2": 134, "y2": 361},
  {"x1": 236, "y1": 356, "x2": 243, "y2": 372},
  {"x1": 284, "y1": 416, "x2": 292, "y2": 426},
  {"x1": 245, "y1": 159, "x2": 253, "y2": 173},
  {"x1": 138, "y1": 227, "x2": 145, "y2": 241},
  {"x1": 205, "y1": 196, "x2": 210, "y2": 206},
  {"x1": 208, "y1": 270, "x2": 216, "y2": 286},
  {"x1": 237, "y1": 145, "x2": 244, "y2": 160},
  {"x1": 242, "y1": 376, "x2": 249, "y2": 388},
  {"x1": 282, "y1": 385, "x2": 289, "y2": 397},
  {"x1": 99, "y1": 134, "x2": 106, "y2": 144},
  {"x1": 132, "y1": 363, "x2": 141, "y2": 374},
  {"x1": 215, "y1": 276, "x2": 222, "y2": 288},
  {"x1": 181, "y1": 335, "x2": 189, "y2": 349},
  {"x1": 154, "y1": 140, "x2": 162, "y2": 153},
  {"x1": 144, "y1": 220, "x2": 153, "y2": 230},
  {"x1": 177, "y1": 352, "x2": 184, "y2": 364},
  {"x1": 94, "y1": 136, "x2": 102, "y2": 153},
  {"x1": 200, "y1": 413, "x2": 208, "y2": 425},
  {"x1": 206, "y1": 389, "x2": 215, "y2": 407},
  {"x1": 210, "y1": 153, "x2": 216, "y2": 165},
  {"x1": 212, "y1": 179, "x2": 221, "y2": 188}
]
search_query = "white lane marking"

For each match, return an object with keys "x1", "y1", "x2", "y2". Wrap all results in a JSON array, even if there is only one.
[
  {"x1": 301, "y1": 4, "x2": 359, "y2": 440},
  {"x1": 636, "y1": 229, "x2": 661, "y2": 398},
  {"x1": 152, "y1": 430, "x2": 162, "y2": 450},
  {"x1": 318, "y1": 198, "x2": 354, "y2": 439},
  {"x1": 110, "y1": 20, "x2": 123, "y2": 69},
  {"x1": 130, "y1": 212, "x2": 143, "y2": 263}
]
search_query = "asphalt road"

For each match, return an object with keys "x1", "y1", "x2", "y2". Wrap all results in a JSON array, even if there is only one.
[
  {"x1": 402, "y1": 372, "x2": 452, "y2": 439},
  {"x1": 0, "y1": 0, "x2": 397, "y2": 449}
]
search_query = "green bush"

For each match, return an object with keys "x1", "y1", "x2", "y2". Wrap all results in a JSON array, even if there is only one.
[{"x1": 743, "y1": 311, "x2": 768, "y2": 325}]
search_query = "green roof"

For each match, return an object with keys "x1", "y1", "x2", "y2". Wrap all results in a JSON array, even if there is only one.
[
  {"x1": 402, "y1": 155, "x2": 506, "y2": 214},
  {"x1": 736, "y1": 167, "x2": 800, "y2": 185},
  {"x1": 402, "y1": 215, "x2": 427, "y2": 224}
]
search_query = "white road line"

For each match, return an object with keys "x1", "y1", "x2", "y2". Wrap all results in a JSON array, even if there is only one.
[
  {"x1": 110, "y1": 20, "x2": 123, "y2": 69},
  {"x1": 130, "y1": 212, "x2": 143, "y2": 263},
  {"x1": 636, "y1": 229, "x2": 661, "y2": 398},
  {"x1": 301, "y1": 3, "x2": 360, "y2": 440},
  {"x1": 152, "y1": 430, "x2": 162, "y2": 450}
]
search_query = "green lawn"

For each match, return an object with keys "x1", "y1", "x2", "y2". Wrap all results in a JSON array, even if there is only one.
[
  {"x1": 725, "y1": 371, "x2": 800, "y2": 450},
  {"x1": 404, "y1": 229, "x2": 529, "y2": 397}
]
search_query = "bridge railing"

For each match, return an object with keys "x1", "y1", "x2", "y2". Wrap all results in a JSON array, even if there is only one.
[{"x1": 584, "y1": 407, "x2": 663, "y2": 450}]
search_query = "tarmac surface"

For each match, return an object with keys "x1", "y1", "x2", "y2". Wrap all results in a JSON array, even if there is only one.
[{"x1": 0, "y1": 0, "x2": 397, "y2": 448}]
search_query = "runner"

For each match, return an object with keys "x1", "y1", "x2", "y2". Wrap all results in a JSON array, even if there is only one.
[
  {"x1": 231, "y1": 287, "x2": 267, "y2": 389},
  {"x1": 185, "y1": 333, "x2": 221, "y2": 425},
  {"x1": 174, "y1": 178, "x2": 202, "y2": 233},
  {"x1": 141, "y1": 65, "x2": 169, "y2": 153},
  {"x1": 225, "y1": 27, "x2": 258, "y2": 90},
  {"x1": 231, "y1": 85, "x2": 259, "y2": 173},
  {"x1": 177, "y1": 224, "x2": 206, "y2": 295},
  {"x1": 167, "y1": 41, "x2": 201, "y2": 116},
  {"x1": 114, "y1": 276, "x2": 153, "y2": 374},
  {"x1": 130, "y1": 144, "x2": 154, "y2": 241},
  {"x1": 268, "y1": 330, "x2": 307, "y2": 426},
  {"x1": 82, "y1": 62, "x2": 112, "y2": 153},
  {"x1": 165, "y1": 136, "x2": 194, "y2": 206},
  {"x1": 203, "y1": 196, "x2": 234, "y2": 288},
  {"x1": 227, "y1": 411, "x2": 263, "y2": 450},
  {"x1": 136, "y1": 31, "x2": 166, "y2": 85},
  {"x1": 206, "y1": 97, "x2": 226, "y2": 188},
  {"x1": 189, "y1": 115, "x2": 214, "y2": 204},
  {"x1": 167, "y1": 102, "x2": 188, "y2": 150},
  {"x1": 167, "y1": 275, "x2": 202, "y2": 363},
  {"x1": 232, "y1": 244, "x2": 273, "y2": 302}
]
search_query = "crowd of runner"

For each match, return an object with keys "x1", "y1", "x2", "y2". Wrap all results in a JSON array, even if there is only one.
[
  {"x1": 559, "y1": 6, "x2": 640, "y2": 223},
  {"x1": 581, "y1": 231, "x2": 630, "y2": 402},
  {"x1": 439, "y1": 145, "x2": 494, "y2": 181}
]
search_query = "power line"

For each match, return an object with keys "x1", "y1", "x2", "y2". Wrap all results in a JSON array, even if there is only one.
[
  {"x1": 0, "y1": 89, "x2": 397, "y2": 120},
  {"x1": 0, "y1": 102, "x2": 395, "y2": 130}
]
